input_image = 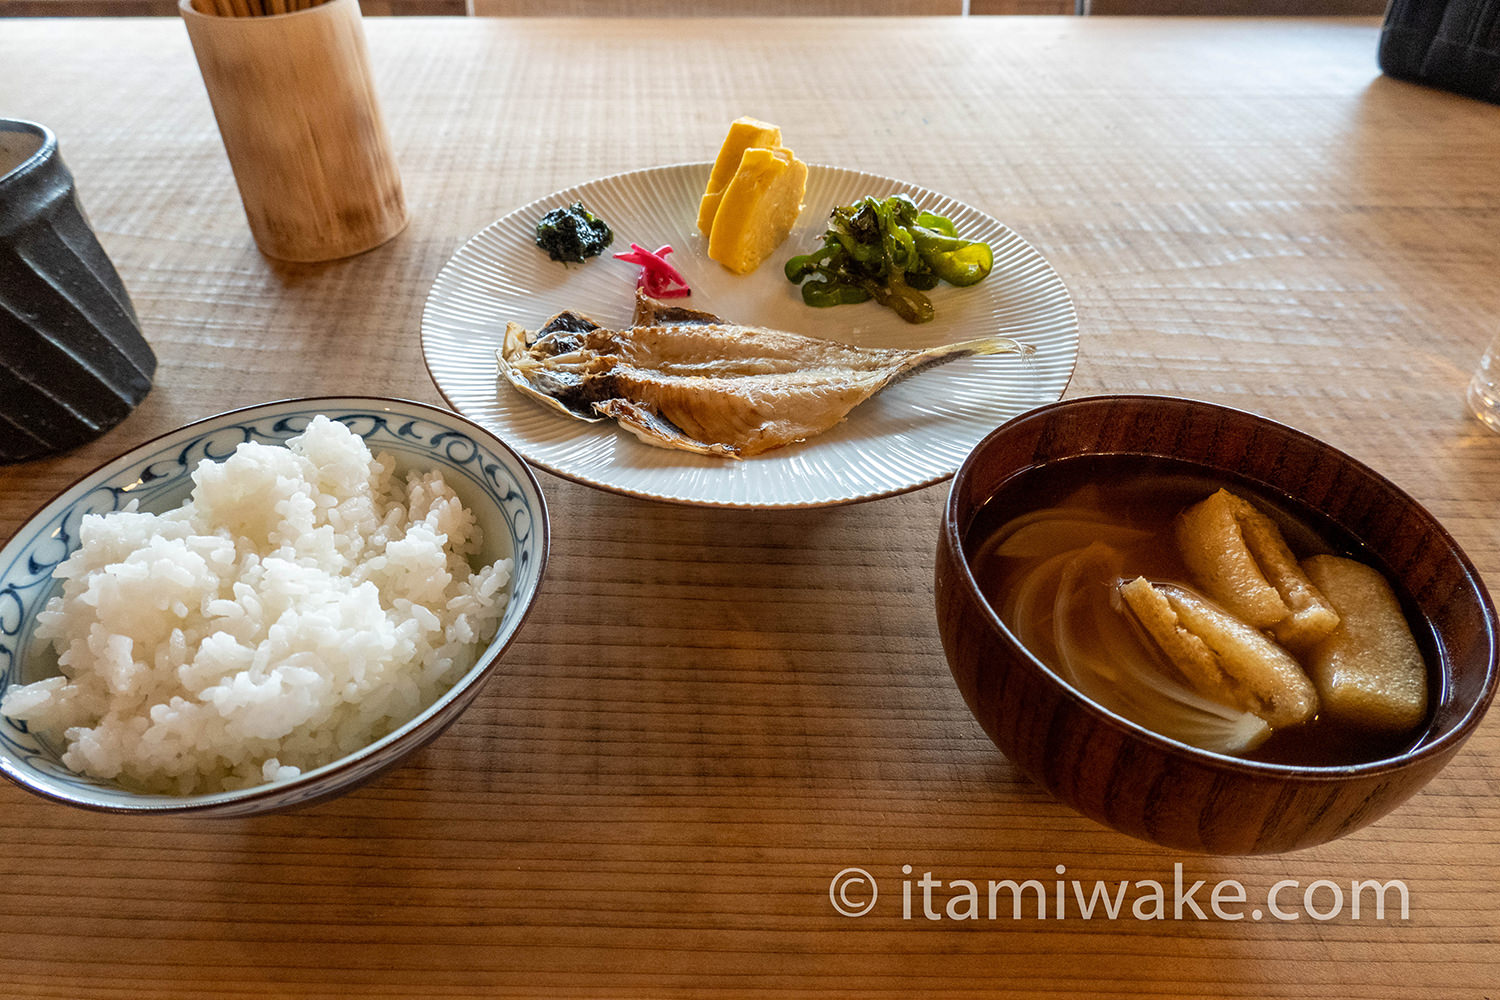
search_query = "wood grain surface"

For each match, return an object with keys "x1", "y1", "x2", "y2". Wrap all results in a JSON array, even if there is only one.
[
  {"x1": 1, "y1": 15, "x2": 1498, "y2": 999},
  {"x1": 467, "y1": 0, "x2": 966, "y2": 14},
  {"x1": 0, "y1": 0, "x2": 464, "y2": 13}
]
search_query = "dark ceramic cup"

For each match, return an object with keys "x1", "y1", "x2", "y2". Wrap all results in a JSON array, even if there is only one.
[{"x1": 0, "y1": 119, "x2": 156, "y2": 464}]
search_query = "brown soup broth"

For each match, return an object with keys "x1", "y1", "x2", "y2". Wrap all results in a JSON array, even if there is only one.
[{"x1": 962, "y1": 453, "x2": 1436, "y2": 767}]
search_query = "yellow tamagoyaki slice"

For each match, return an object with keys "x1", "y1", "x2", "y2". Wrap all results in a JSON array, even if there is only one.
[
  {"x1": 1118, "y1": 576, "x2": 1319, "y2": 729},
  {"x1": 697, "y1": 117, "x2": 783, "y2": 237},
  {"x1": 706, "y1": 146, "x2": 808, "y2": 276},
  {"x1": 1300, "y1": 554, "x2": 1428, "y2": 732},
  {"x1": 1176, "y1": 488, "x2": 1339, "y2": 650}
]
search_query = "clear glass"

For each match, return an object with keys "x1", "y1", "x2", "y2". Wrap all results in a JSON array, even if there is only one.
[{"x1": 1468, "y1": 334, "x2": 1500, "y2": 432}]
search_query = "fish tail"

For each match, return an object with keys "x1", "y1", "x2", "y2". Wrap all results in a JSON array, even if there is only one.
[
  {"x1": 886, "y1": 335, "x2": 1035, "y2": 387},
  {"x1": 900, "y1": 336, "x2": 1035, "y2": 375},
  {"x1": 924, "y1": 336, "x2": 1035, "y2": 362}
]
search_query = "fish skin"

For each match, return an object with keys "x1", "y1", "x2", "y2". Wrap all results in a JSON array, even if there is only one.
[
  {"x1": 497, "y1": 292, "x2": 1033, "y2": 458},
  {"x1": 630, "y1": 291, "x2": 721, "y2": 328}
]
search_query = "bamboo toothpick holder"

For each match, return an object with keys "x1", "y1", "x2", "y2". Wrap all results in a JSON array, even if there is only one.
[{"x1": 180, "y1": 0, "x2": 408, "y2": 262}]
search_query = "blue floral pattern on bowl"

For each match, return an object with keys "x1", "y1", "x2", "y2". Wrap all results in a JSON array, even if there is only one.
[{"x1": 0, "y1": 397, "x2": 549, "y2": 816}]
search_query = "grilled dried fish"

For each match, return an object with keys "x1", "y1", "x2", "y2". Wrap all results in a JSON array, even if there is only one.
[{"x1": 497, "y1": 292, "x2": 1032, "y2": 458}]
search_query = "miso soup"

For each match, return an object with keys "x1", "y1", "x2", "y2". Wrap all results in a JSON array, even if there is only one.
[{"x1": 962, "y1": 454, "x2": 1434, "y2": 767}]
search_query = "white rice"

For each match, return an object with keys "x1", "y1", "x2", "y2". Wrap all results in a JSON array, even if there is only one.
[{"x1": 0, "y1": 415, "x2": 512, "y2": 795}]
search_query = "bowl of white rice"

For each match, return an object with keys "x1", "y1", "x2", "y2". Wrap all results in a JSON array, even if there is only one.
[{"x1": 0, "y1": 397, "x2": 548, "y2": 815}]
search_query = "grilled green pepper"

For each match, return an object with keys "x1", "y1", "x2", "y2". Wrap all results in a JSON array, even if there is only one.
[{"x1": 783, "y1": 194, "x2": 994, "y2": 324}]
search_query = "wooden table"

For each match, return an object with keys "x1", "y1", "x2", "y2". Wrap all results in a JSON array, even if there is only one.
[{"x1": 3, "y1": 14, "x2": 1498, "y2": 998}]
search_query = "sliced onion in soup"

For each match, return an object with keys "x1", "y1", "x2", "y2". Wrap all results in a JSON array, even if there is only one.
[{"x1": 1045, "y1": 543, "x2": 1271, "y2": 754}]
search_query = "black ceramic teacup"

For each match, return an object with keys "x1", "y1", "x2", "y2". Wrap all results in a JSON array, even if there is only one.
[{"x1": 0, "y1": 119, "x2": 156, "y2": 464}]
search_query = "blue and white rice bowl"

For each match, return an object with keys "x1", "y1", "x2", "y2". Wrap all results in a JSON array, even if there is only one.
[{"x1": 0, "y1": 397, "x2": 548, "y2": 816}]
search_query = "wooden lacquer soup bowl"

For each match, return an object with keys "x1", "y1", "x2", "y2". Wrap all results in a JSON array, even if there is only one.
[{"x1": 934, "y1": 395, "x2": 1499, "y2": 854}]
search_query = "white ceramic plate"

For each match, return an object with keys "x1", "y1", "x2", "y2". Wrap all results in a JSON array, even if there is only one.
[{"x1": 421, "y1": 162, "x2": 1078, "y2": 508}]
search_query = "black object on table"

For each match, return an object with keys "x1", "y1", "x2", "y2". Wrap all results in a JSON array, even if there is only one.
[{"x1": 1380, "y1": 0, "x2": 1500, "y2": 104}]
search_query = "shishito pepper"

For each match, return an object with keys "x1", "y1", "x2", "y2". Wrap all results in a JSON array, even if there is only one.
[
  {"x1": 784, "y1": 194, "x2": 994, "y2": 324},
  {"x1": 911, "y1": 226, "x2": 993, "y2": 287}
]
